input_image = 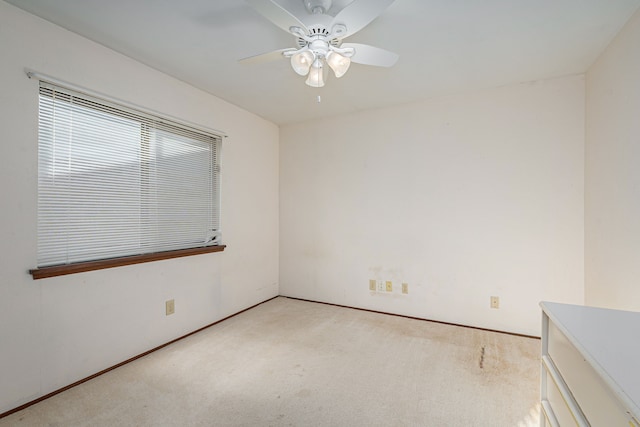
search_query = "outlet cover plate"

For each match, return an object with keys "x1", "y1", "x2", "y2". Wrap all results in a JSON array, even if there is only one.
[
  {"x1": 166, "y1": 299, "x2": 175, "y2": 315},
  {"x1": 490, "y1": 296, "x2": 499, "y2": 309}
]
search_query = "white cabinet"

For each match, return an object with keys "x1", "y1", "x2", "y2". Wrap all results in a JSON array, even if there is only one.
[{"x1": 540, "y1": 302, "x2": 640, "y2": 426}]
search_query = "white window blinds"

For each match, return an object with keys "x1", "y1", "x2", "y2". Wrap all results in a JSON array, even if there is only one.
[{"x1": 37, "y1": 81, "x2": 222, "y2": 267}]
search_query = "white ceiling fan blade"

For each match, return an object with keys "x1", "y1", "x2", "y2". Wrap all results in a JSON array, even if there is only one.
[
  {"x1": 342, "y1": 43, "x2": 399, "y2": 67},
  {"x1": 246, "y1": 0, "x2": 308, "y2": 35},
  {"x1": 239, "y1": 48, "x2": 296, "y2": 65},
  {"x1": 331, "y1": 0, "x2": 396, "y2": 39}
]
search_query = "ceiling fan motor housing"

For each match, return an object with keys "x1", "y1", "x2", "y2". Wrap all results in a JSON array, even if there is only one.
[{"x1": 296, "y1": 26, "x2": 340, "y2": 49}]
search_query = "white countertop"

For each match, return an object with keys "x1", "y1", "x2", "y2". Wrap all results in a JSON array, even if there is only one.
[{"x1": 540, "y1": 301, "x2": 640, "y2": 420}]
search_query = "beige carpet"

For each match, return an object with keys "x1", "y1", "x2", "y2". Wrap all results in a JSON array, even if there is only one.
[{"x1": 1, "y1": 297, "x2": 540, "y2": 426}]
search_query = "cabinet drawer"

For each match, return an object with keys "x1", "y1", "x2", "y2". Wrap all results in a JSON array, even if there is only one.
[
  {"x1": 548, "y1": 322, "x2": 633, "y2": 426},
  {"x1": 543, "y1": 367, "x2": 579, "y2": 426}
]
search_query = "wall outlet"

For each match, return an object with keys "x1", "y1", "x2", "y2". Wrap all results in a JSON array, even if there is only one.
[
  {"x1": 166, "y1": 299, "x2": 175, "y2": 315},
  {"x1": 402, "y1": 283, "x2": 408, "y2": 294},
  {"x1": 385, "y1": 281, "x2": 393, "y2": 292},
  {"x1": 369, "y1": 279, "x2": 377, "y2": 291},
  {"x1": 490, "y1": 296, "x2": 499, "y2": 309},
  {"x1": 378, "y1": 281, "x2": 385, "y2": 292}
]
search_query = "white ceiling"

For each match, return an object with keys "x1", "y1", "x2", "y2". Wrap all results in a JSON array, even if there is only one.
[{"x1": 7, "y1": 0, "x2": 640, "y2": 125}]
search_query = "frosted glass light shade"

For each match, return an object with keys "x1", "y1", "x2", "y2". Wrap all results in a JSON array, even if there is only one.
[
  {"x1": 290, "y1": 51, "x2": 314, "y2": 76},
  {"x1": 305, "y1": 60, "x2": 325, "y2": 87},
  {"x1": 326, "y1": 51, "x2": 351, "y2": 78}
]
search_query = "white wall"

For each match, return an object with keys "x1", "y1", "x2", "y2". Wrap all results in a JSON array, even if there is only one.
[
  {"x1": 0, "y1": 2, "x2": 279, "y2": 414},
  {"x1": 280, "y1": 75, "x2": 585, "y2": 336},
  {"x1": 585, "y1": 9, "x2": 640, "y2": 310}
]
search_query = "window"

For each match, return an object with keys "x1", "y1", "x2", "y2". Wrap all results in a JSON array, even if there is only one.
[{"x1": 31, "y1": 81, "x2": 224, "y2": 279}]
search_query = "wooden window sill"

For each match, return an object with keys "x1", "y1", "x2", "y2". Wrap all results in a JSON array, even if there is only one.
[{"x1": 29, "y1": 245, "x2": 226, "y2": 280}]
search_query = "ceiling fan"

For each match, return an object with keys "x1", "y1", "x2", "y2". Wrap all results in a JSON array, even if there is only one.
[{"x1": 242, "y1": 0, "x2": 399, "y2": 88}]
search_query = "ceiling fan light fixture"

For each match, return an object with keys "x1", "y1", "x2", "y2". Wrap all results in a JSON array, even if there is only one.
[
  {"x1": 291, "y1": 50, "x2": 315, "y2": 76},
  {"x1": 305, "y1": 59, "x2": 325, "y2": 87},
  {"x1": 326, "y1": 51, "x2": 351, "y2": 78}
]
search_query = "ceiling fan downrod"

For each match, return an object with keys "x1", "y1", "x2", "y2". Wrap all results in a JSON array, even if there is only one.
[{"x1": 304, "y1": 0, "x2": 332, "y2": 15}]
